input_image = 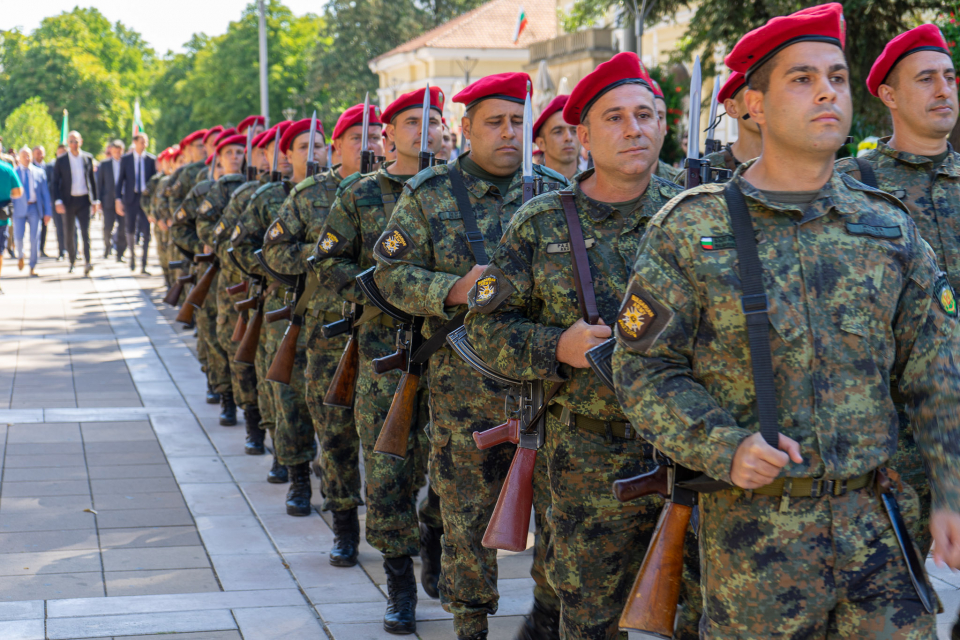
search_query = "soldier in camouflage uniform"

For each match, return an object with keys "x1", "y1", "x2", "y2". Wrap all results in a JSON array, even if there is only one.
[
  {"x1": 700, "y1": 71, "x2": 761, "y2": 176},
  {"x1": 464, "y1": 54, "x2": 698, "y2": 640},
  {"x1": 533, "y1": 95, "x2": 579, "y2": 182},
  {"x1": 142, "y1": 149, "x2": 171, "y2": 287},
  {"x1": 613, "y1": 8, "x2": 960, "y2": 638},
  {"x1": 649, "y1": 79, "x2": 686, "y2": 185},
  {"x1": 170, "y1": 140, "x2": 235, "y2": 426},
  {"x1": 262, "y1": 115, "x2": 368, "y2": 567},
  {"x1": 313, "y1": 95, "x2": 446, "y2": 632},
  {"x1": 230, "y1": 121, "x2": 297, "y2": 486},
  {"x1": 155, "y1": 148, "x2": 183, "y2": 292},
  {"x1": 374, "y1": 74, "x2": 566, "y2": 640},
  {"x1": 836, "y1": 25, "x2": 958, "y2": 566}
]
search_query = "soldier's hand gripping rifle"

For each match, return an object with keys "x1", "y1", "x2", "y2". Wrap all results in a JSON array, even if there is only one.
[
  {"x1": 164, "y1": 259, "x2": 190, "y2": 306},
  {"x1": 418, "y1": 84, "x2": 436, "y2": 172},
  {"x1": 684, "y1": 58, "x2": 731, "y2": 188},
  {"x1": 321, "y1": 299, "x2": 363, "y2": 409},
  {"x1": 267, "y1": 259, "x2": 321, "y2": 385},
  {"x1": 254, "y1": 248, "x2": 299, "y2": 325},
  {"x1": 231, "y1": 248, "x2": 267, "y2": 365},
  {"x1": 176, "y1": 253, "x2": 220, "y2": 324}
]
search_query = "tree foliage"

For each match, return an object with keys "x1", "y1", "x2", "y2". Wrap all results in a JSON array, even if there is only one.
[{"x1": 0, "y1": 97, "x2": 60, "y2": 156}]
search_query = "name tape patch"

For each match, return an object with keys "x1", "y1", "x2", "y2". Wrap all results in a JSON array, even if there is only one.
[{"x1": 846, "y1": 223, "x2": 902, "y2": 240}]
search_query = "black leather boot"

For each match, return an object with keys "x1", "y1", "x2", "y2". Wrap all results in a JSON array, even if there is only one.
[
  {"x1": 419, "y1": 523, "x2": 443, "y2": 599},
  {"x1": 285, "y1": 462, "x2": 312, "y2": 516},
  {"x1": 514, "y1": 598, "x2": 560, "y2": 640},
  {"x1": 243, "y1": 406, "x2": 265, "y2": 455},
  {"x1": 459, "y1": 632, "x2": 488, "y2": 640},
  {"x1": 383, "y1": 556, "x2": 417, "y2": 635},
  {"x1": 951, "y1": 617, "x2": 960, "y2": 640},
  {"x1": 329, "y1": 507, "x2": 360, "y2": 567},
  {"x1": 219, "y1": 391, "x2": 237, "y2": 426},
  {"x1": 205, "y1": 384, "x2": 220, "y2": 404},
  {"x1": 267, "y1": 453, "x2": 288, "y2": 483}
]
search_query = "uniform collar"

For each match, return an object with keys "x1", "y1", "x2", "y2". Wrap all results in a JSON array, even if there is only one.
[
  {"x1": 876, "y1": 137, "x2": 960, "y2": 178},
  {"x1": 381, "y1": 162, "x2": 409, "y2": 186},
  {"x1": 572, "y1": 168, "x2": 660, "y2": 225},
  {"x1": 454, "y1": 153, "x2": 522, "y2": 204},
  {"x1": 732, "y1": 158, "x2": 860, "y2": 219}
]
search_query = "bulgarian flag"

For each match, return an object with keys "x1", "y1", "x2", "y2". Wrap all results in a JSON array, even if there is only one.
[
  {"x1": 132, "y1": 99, "x2": 144, "y2": 138},
  {"x1": 513, "y1": 5, "x2": 528, "y2": 44},
  {"x1": 60, "y1": 109, "x2": 68, "y2": 144}
]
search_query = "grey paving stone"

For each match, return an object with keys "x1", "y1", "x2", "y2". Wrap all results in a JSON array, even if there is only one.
[
  {"x1": 4, "y1": 453, "x2": 88, "y2": 468},
  {"x1": 3, "y1": 466, "x2": 88, "y2": 482},
  {"x1": 47, "y1": 589, "x2": 305, "y2": 618},
  {"x1": 232, "y1": 605, "x2": 325, "y2": 639},
  {"x1": 93, "y1": 493, "x2": 186, "y2": 511},
  {"x1": 0, "y1": 571, "x2": 104, "y2": 601},
  {"x1": 91, "y1": 478, "x2": 180, "y2": 494},
  {"x1": 0, "y1": 619, "x2": 44, "y2": 640},
  {"x1": 84, "y1": 442, "x2": 162, "y2": 454},
  {"x1": 0, "y1": 509, "x2": 97, "y2": 532},
  {"x1": 0, "y1": 495, "x2": 93, "y2": 512},
  {"x1": 98, "y1": 527, "x2": 202, "y2": 550},
  {"x1": 1, "y1": 480, "x2": 90, "y2": 497},
  {"x1": 194, "y1": 516, "x2": 275, "y2": 555},
  {"x1": 208, "y1": 553, "x2": 296, "y2": 591},
  {"x1": 283, "y1": 553, "x2": 372, "y2": 589},
  {"x1": 95, "y1": 508, "x2": 194, "y2": 529},
  {"x1": 303, "y1": 582, "x2": 386, "y2": 605},
  {"x1": 101, "y1": 546, "x2": 210, "y2": 572},
  {"x1": 87, "y1": 465, "x2": 173, "y2": 480},
  {"x1": 5, "y1": 443, "x2": 84, "y2": 456},
  {"x1": 103, "y1": 568, "x2": 220, "y2": 597},
  {"x1": 0, "y1": 549, "x2": 101, "y2": 576},
  {"x1": 6, "y1": 424, "x2": 81, "y2": 444},
  {"x1": 77, "y1": 399, "x2": 143, "y2": 408},
  {"x1": 323, "y1": 622, "x2": 404, "y2": 640},
  {"x1": 0, "y1": 599, "x2": 43, "y2": 621},
  {"x1": 418, "y1": 615, "x2": 526, "y2": 640},
  {"x1": 86, "y1": 452, "x2": 168, "y2": 466},
  {"x1": 0, "y1": 529, "x2": 100, "y2": 553},
  {"x1": 113, "y1": 632, "x2": 242, "y2": 640},
  {"x1": 46, "y1": 609, "x2": 236, "y2": 639},
  {"x1": 178, "y1": 483, "x2": 250, "y2": 517}
]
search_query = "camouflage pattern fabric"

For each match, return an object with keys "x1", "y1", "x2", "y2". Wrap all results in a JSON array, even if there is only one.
[
  {"x1": 464, "y1": 171, "x2": 698, "y2": 639},
  {"x1": 372, "y1": 156, "x2": 565, "y2": 635},
  {"x1": 263, "y1": 167, "x2": 362, "y2": 512},
  {"x1": 142, "y1": 173, "x2": 170, "y2": 285},
  {"x1": 655, "y1": 160, "x2": 684, "y2": 185},
  {"x1": 701, "y1": 144, "x2": 742, "y2": 174},
  {"x1": 837, "y1": 140, "x2": 960, "y2": 552},
  {"x1": 152, "y1": 174, "x2": 179, "y2": 292},
  {"x1": 612, "y1": 161, "x2": 960, "y2": 637}
]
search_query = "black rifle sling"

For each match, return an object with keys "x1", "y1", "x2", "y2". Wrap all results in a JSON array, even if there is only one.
[
  {"x1": 448, "y1": 168, "x2": 490, "y2": 265},
  {"x1": 559, "y1": 191, "x2": 601, "y2": 324},
  {"x1": 411, "y1": 311, "x2": 467, "y2": 365},
  {"x1": 855, "y1": 157, "x2": 878, "y2": 189},
  {"x1": 376, "y1": 173, "x2": 401, "y2": 218},
  {"x1": 723, "y1": 183, "x2": 780, "y2": 449}
]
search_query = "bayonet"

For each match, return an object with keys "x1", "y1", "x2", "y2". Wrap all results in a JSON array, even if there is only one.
[
  {"x1": 270, "y1": 124, "x2": 281, "y2": 181},
  {"x1": 683, "y1": 56, "x2": 703, "y2": 188},
  {"x1": 704, "y1": 76, "x2": 721, "y2": 155},
  {"x1": 245, "y1": 125, "x2": 256, "y2": 180},
  {"x1": 306, "y1": 110, "x2": 319, "y2": 178},
  {"x1": 360, "y1": 92, "x2": 374, "y2": 174},
  {"x1": 418, "y1": 84, "x2": 434, "y2": 171},
  {"x1": 522, "y1": 80, "x2": 537, "y2": 204}
]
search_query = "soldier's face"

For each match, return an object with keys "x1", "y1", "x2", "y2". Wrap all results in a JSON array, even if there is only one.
[
  {"x1": 253, "y1": 147, "x2": 268, "y2": 173},
  {"x1": 289, "y1": 133, "x2": 313, "y2": 175},
  {"x1": 335, "y1": 124, "x2": 384, "y2": 174},
  {"x1": 204, "y1": 138, "x2": 217, "y2": 158},
  {"x1": 462, "y1": 98, "x2": 524, "y2": 176},
  {"x1": 747, "y1": 42, "x2": 852, "y2": 157},
  {"x1": 220, "y1": 145, "x2": 245, "y2": 174},
  {"x1": 536, "y1": 111, "x2": 580, "y2": 166},
  {"x1": 881, "y1": 51, "x2": 957, "y2": 140},
  {"x1": 654, "y1": 98, "x2": 668, "y2": 137},
  {"x1": 577, "y1": 84, "x2": 661, "y2": 178},
  {"x1": 389, "y1": 110, "x2": 442, "y2": 161},
  {"x1": 189, "y1": 139, "x2": 206, "y2": 163}
]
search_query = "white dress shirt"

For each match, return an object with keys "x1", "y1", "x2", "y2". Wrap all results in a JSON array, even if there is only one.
[
  {"x1": 112, "y1": 158, "x2": 121, "y2": 191},
  {"x1": 68, "y1": 151, "x2": 88, "y2": 197}
]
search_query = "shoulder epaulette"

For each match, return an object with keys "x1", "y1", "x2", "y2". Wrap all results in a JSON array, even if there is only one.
[
  {"x1": 254, "y1": 182, "x2": 281, "y2": 198},
  {"x1": 193, "y1": 181, "x2": 213, "y2": 196},
  {"x1": 649, "y1": 182, "x2": 724, "y2": 227},
  {"x1": 533, "y1": 163, "x2": 568, "y2": 186},
  {"x1": 840, "y1": 173, "x2": 907, "y2": 212},
  {"x1": 231, "y1": 181, "x2": 259, "y2": 198},
  {"x1": 834, "y1": 157, "x2": 859, "y2": 174},
  {"x1": 337, "y1": 172, "x2": 362, "y2": 191},
  {"x1": 406, "y1": 163, "x2": 448, "y2": 192},
  {"x1": 290, "y1": 176, "x2": 317, "y2": 197},
  {"x1": 651, "y1": 174, "x2": 682, "y2": 199},
  {"x1": 220, "y1": 174, "x2": 244, "y2": 185}
]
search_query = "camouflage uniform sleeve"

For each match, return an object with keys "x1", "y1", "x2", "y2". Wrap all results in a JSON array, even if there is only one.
[
  {"x1": 834, "y1": 157, "x2": 863, "y2": 182},
  {"x1": 894, "y1": 225, "x2": 960, "y2": 512},
  {"x1": 195, "y1": 185, "x2": 224, "y2": 248},
  {"x1": 262, "y1": 194, "x2": 309, "y2": 276},
  {"x1": 313, "y1": 186, "x2": 365, "y2": 306},
  {"x1": 612, "y1": 220, "x2": 751, "y2": 484},
  {"x1": 373, "y1": 187, "x2": 460, "y2": 319},
  {"x1": 169, "y1": 189, "x2": 203, "y2": 254},
  {"x1": 231, "y1": 189, "x2": 279, "y2": 277},
  {"x1": 464, "y1": 208, "x2": 565, "y2": 381}
]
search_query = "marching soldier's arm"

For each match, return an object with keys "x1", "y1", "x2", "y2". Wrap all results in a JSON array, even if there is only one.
[
  {"x1": 465, "y1": 208, "x2": 565, "y2": 382},
  {"x1": 262, "y1": 194, "x2": 312, "y2": 276},
  {"x1": 373, "y1": 188, "x2": 460, "y2": 319},
  {"x1": 196, "y1": 186, "x2": 226, "y2": 248},
  {"x1": 230, "y1": 196, "x2": 272, "y2": 277},
  {"x1": 894, "y1": 226, "x2": 960, "y2": 513},
  {"x1": 169, "y1": 189, "x2": 204, "y2": 255},
  {"x1": 313, "y1": 188, "x2": 365, "y2": 306},
  {"x1": 612, "y1": 222, "x2": 752, "y2": 485}
]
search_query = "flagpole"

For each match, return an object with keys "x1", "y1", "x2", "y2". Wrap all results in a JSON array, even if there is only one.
[
  {"x1": 61, "y1": 110, "x2": 68, "y2": 145},
  {"x1": 258, "y1": 0, "x2": 270, "y2": 127}
]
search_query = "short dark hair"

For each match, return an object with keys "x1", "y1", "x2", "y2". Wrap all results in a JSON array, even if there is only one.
[{"x1": 746, "y1": 51, "x2": 780, "y2": 93}]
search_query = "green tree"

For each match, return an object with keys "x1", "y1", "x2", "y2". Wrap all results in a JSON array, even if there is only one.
[{"x1": 0, "y1": 97, "x2": 60, "y2": 155}]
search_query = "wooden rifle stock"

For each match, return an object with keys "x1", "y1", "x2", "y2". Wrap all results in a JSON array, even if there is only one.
[
  {"x1": 613, "y1": 465, "x2": 669, "y2": 503},
  {"x1": 184, "y1": 262, "x2": 220, "y2": 309},
  {"x1": 178, "y1": 273, "x2": 197, "y2": 285},
  {"x1": 194, "y1": 253, "x2": 215, "y2": 263},
  {"x1": 164, "y1": 281, "x2": 185, "y2": 307},
  {"x1": 234, "y1": 301, "x2": 264, "y2": 365},
  {"x1": 264, "y1": 306, "x2": 291, "y2": 323},
  {"x1": 372, "y1": 349, "x2": 407, "y2": 375},
  {"x1": 227, "y1": 281, "x2": 248, "y2": 296},
  {"x1": 618, "y1": 501, "x2": 694, "y2": 636},
  {"x1": 323, "y1": 333, "x2": 360, "y2": 409},
  {"x1": 234, "y1": 297, "x2": 258, "y2": 312},
  {"x1": 231, "y1": 310, "x2": 248, "y2": 343},
  {"x1": 373, "y1": 371, "x2": 421, "y2": 459},
  {"x1": 473, "y1": 418, "x2": 520, "y2": 450},
  {"x1": 266, "y1": 317, "x2": 303, "y2": 384},
  {"x1": 481, "y1": 447, "x2": 537, "y2": 552}
]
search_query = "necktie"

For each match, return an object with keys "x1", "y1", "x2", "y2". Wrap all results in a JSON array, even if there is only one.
[
  {"x1": 135, "y1": 157, "x2": 140, "y2": 194},
  {"x1": 22, "y1": 168, "x2": 30, "y2": 202}
]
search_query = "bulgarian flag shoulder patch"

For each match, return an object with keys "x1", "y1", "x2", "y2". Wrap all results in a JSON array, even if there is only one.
[{"x1": 513, "y1": 5, "x2": 528, "y2": 44}]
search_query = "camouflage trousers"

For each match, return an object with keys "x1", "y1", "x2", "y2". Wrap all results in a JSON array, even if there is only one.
[
  {"x1": 266, "y1": 308, "x2": 314, "y2": 467},
  {"x1": 303, "y1": 316, "x2": 362, "y2": 512},
  {"x1": 698, "y1": 481, "x2": 935, "y2": 639},
  {"x1": 893, "y1": 406, "x2": 932, "y2": 554},
  {"x1": 197, "y1": 272, "x2": 230, "y2": 395},
  {"x1": 252, "y1": 293, "x2": 285, "y2": 438},
  {"x1": 156, "y1": 226, "x2": 172, "y2": 287},
  {"x1": 216, "y1": 284, "x2": 258, "y2": 409},
  {"x1": 428, "y1": 349, "x2": 558, "y2": 637},
  {"x1": 541, "y1": 412, "x2": 700, "y2": 640}
]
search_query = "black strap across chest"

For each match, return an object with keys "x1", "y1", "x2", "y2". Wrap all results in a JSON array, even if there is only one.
[
  {"x1": 723, "y1": 182, "x2": 780, "y2": 449},
  {"x1": 559, "y1": 191, "x2": 601, "y2": 325},
  {"x1": 855, "y1": 157, "x2": 879, "y2": 189},
  {"x1": 447, "y1": 168, "x2": 490, "y2": 266},
  {"x1": 376, "y1": 173, "x2": 402, "y2": 218}
]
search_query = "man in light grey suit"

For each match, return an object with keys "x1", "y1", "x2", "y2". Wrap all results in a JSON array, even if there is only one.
[{"x1": 13, "y1": 147, "x2": 52, "y2": 276}]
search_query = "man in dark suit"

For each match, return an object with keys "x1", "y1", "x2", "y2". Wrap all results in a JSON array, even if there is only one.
[
  {"x1": 116, "y1": 133, "x2": 156, "y2": 275},
  {"x1": 52, "y1": 130, "x2": 98, "y2": 275},
  {"x1": 95, "y1": 140, "x2": 125, "y2": 260},
  {"x1": 39, "y1": 145, "x2": 72, "y2": 261}
]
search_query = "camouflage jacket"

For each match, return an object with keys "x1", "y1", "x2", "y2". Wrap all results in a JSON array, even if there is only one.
[
  {"x1": 164, "y1": 161, "x2": 207, "y2": 220},
  {"x1": 611, "y1": 161, "x2": 960, "y2": 511},
  {"x1": 153, "y1": 175, "x2": 175, "y2": 223},
  {"x1": 142, "y1": 173, "x2": 165, "y2": 218},
  {"x1": 230, "y1": 180, "x2": 291, "y2": 277},
  {"x1": 170, "y1": 179, "x2": 214, "y2": 255},
  {"x1": 197, "y1": 174, "x2": 245, "y2": 249},
  {"x1": 213, "y1": 176, "x2": 267, "y2": 269},
  {"x1": 837, "y1": 139, "x2": 960, "y2": 291},
  {"x1": 655, "y1": 160, "x2": 684, "y2": 185},
  {"x1": 373, "y1": 154, "x2": 567, "y2": 343},
  {"x1": 465, "y1": 170, "x2": 681, "y2": 421}
]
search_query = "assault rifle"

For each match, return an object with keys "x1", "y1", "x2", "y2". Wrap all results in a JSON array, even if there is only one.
[
  {"x1": 267, "y1": 259, "x2": 320, "y2": 385},
  {"x1": 684, "y1": 57, "x2": 732, "y2": 188},
  {"x1": 176, "y1": 253, "x2": 219, "y2": 324},
  {"x1": 322, "y1": 301, "x2": 363, "y2": 408}
]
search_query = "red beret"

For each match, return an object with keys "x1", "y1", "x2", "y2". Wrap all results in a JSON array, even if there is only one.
[
  {"x1": 279, "y1": 118, "x2": 326, "y2": 154},
  {"x1": 204, "y1": 154, "x2": 214, "y2": 166},
  {"x1": 717, "y1": 72, "x2": 747, "y2": 103},
  {"x1": 866, "y1": 24, "x2": 951, "y2": 97},
  {"x1": 726, "y1": 3, "x2": 846, "y2": 80},
  {"x1": 650, "y1": 79, "x2": 665, "y2": 99},
  {"x1": 252, "y1": 131, "x2": 269, "y2": 148},
  {"x1": 237, "y1": 116, "x2": 265, "y2": 134},
  {"x1": 257, "y1": 121, "x2": 293, "y2": 149},
  {"x1": 381, "y1": 86, "x2": 445, "y2": 125},
  {"x1": 216, "y1": 134, "x2": 247, "y2": 155},
  {"x1": 170, "y1": 147, "x2": 181, "y2": 160},
  {"x1": 180, "y1": 130, "x2": 207, "y2": 148},
  {"x1": 453, "y1": 72, "x2": 531, "y2": 110},
  {"x1": 214, "y1": 128, "x2": 237, "y2": 147},
  {"x1": 563, "y1": 52, "x2": 654, "y2": 125},
  {"x1": 532, "y1": 95, "x2": 569, "y2": 138},
  {"x1": 332, "y1": 104, "x2": 382, "y2": 141},
  {"x1": 201, "y1": 126, "x2": 224, "y2": 144}
]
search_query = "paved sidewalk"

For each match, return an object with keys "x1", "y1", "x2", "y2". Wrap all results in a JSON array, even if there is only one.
[{"x1": 1, "y1": 234, "x2": 959, "y2": 639}]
